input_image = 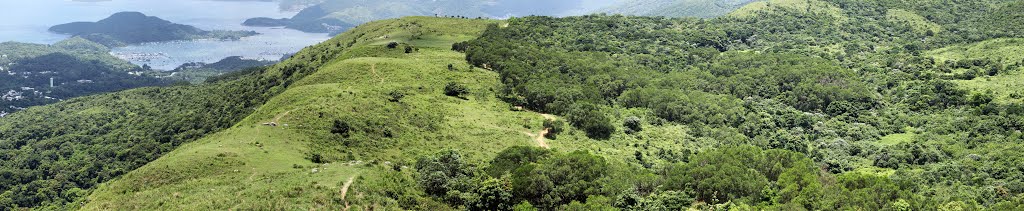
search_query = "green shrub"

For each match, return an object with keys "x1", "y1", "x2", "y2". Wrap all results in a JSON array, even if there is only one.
[
  {"x1": 623, "y1": 116, "x2": 642, "y2": 134},
  {"x1": 543, "y1": 119, "x2": 565, "y2": 139},
  {"x1": 566, "y1": 103, "x2": 614, "y2": 139},
  {"x1": 444, "y1": 82, "x2": 469, "y2": 97}
]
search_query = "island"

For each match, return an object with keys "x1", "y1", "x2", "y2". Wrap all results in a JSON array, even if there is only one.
[{"x1": 50, "y1": 12, "x2": 259, "y2": 47}]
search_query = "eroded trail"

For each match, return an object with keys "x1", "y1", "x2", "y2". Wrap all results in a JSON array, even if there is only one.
[
  {"x1": 272, "y1": 108, "x2": 299, "y2": 124},
  {"x1": 525, "y1": 114, "x2": 557, "y2": 149},
  {"x1": 341, "y1": 176, "x2": 356, "y2": 211}
]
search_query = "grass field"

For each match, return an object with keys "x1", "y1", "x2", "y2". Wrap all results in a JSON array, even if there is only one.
[
  {"x1": 886, "y1": 9, "x2": 942, "y2": 34},
  {"x1": 929, "y1": 38, "x2": 1024, "y2": 104},
  {"x1": 729, "y1": 0, "x2": 847, "y2": 21},
  {"x1": 80, "y1": 16, "x2": 710, "y2": 209}
]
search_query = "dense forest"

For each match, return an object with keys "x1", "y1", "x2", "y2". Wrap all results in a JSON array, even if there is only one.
[
  {"x1": 445, "y1": 0, "x2": 1024, "y2": 209},
  {"x1": 166, "y1": 56, "x2": 276, "y2": 84},
  {"x1": 50, "y1": 12, "x2": 258, "y2": 47}
]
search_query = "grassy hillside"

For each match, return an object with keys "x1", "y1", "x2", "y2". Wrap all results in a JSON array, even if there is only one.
[
  {"x1": 930, "y1": 38, "x2": 1024, "y2": 104},
  {"x1": 81, "y1": 17, "x2": 530, "y2": 210},
  {"x1": 729, "y1": 0, "x2": 846, "y2": 21},
  {"x1": 8, "y1": 0, "x2": 1024, "y2": 210},
  {"x1": 0, "y1": 13, "x2": 355, "y2": 208},
  {"x1": 602, "y1": 0, "x2": 758, "y2": 18}
]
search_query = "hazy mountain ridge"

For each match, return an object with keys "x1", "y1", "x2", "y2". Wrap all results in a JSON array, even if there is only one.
[{"x1": 243, "y1": 0, "x2": 609, "y2": 35}]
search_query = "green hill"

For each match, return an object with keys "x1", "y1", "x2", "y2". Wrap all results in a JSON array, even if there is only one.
[
  {"x1": 0, "y1": 38, "x2": 169, "y2": 115},
  {"x1": 4, "y1": 0, "x2": 1024, "y2": 210},
  {"x1": 51, "y1": 12, "x2": 258, "y2": 47},
  {"x1": 83, "y1": 16, "x2": 520, "y2": 210}
]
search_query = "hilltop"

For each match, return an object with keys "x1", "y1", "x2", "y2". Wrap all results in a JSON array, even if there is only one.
[{"x1": 50, "y1": 12, "x2": 258, "y2": 47}]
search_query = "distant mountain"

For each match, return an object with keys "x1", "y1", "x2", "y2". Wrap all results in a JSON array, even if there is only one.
[
  {"x1": 0, "y1": 38, "x2": 170, "y2": 115},
  {"x1": 243, "y1": 0, "x2": 600, "y2": 35},
  {"x1": 603, "y1": 0, "x2": 759, "y2": 18},
  {"x1": 50, "y1": 12, "x2": 258, "y2": 47}
]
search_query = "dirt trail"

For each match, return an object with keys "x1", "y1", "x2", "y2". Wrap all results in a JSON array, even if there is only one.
[
  {"x1": 535, "y1": 129, "x2": 550, "y2": 148},
  {"x1": 272, "y1": 108, "x2": 299, "y2": 124},
  {"x1": 370, "y1": 63, "x2": 384, "y2": 84},
  {"x1": 525, "y1": 114, "x2": 557, "y2": 149},
  {"x1": 341, "y1": 176, "x2": 356, "y2": 211}
]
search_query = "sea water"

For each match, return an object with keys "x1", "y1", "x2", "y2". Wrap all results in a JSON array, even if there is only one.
[{"x1": 0, "y1": 0, "x2": 329, "y2": 70}]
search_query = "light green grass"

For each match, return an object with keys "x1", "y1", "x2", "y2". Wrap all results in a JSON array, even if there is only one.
[
  {"x1": 82, "y1": 17, "x2": 543, "y2": 210},
  {"x1": 954, "y1": 71, "x2": 1024, "y2": 104},
  {"x1": 929, "y1": 38, "x2": 1024, "y2": 65},
  {"x1": 929, "y1": 38, "x2": 1024, "y2": 104},
  {"x1": 878, "y1": 132, "x2": 915, "y2": 146},
  {"x1": 82, "y1": 16, "x2": 699, "y2": 210},
  {"x1": 729, "y1": 0, "x2": 847, "y2": 21},
  {"x1": 886, "y1": 9, "x2": 941, "y2": 34}
]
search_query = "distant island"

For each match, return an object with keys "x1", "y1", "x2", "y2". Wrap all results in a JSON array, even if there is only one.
[{"x1": 50, "y1": 12, "x2": 258, "y2": 47}]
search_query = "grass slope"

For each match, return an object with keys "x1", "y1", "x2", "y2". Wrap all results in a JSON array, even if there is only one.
[
  {"x1": 930, "y1": 38, "x2": 1024, "y2": 104},
  {"x1": 83, "y1": 16, "x2": 706, "y2": 210},
  {"x1": 80, "y1": 17, "x2": 537, "y2": 210},
  {"x1": 729, "y1": 0, "x2": 846, "y2": 21},
  {"x1": 602, "y1": 0, "x2": 758, "y2": 18}
]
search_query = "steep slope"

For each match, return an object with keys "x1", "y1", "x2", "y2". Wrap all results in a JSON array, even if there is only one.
[
  {"x1": 81, "y1": 17, "x2": 545, "y2": 210},
  {"x1": 0, "y1": 15, "x2": 350, "y2": 209}
]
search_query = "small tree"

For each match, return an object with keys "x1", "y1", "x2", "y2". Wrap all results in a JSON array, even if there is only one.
[
  {"x1": 444, "y1": 82, "x2": 469, "y2": 97},
  {"x1": 543, "y1": 119, "x2": 564, "y2": 139},
  {"x1": 331, "y1": 120, "x2": 351, "y2": 138},
  {"x1": 566, "y1": 103, "x2": 614, "y2": 139},
  {"x1": 405, "y1": 46, "x2": 415, "y2": 53},
  {"x1": 387, "y1": 42, "x2": 400, "y2": 49},
  {"x1": 389, "y1": 90, "x2": 406, "y2": 102},
  {"x1": 624, "y1": 116, "x2": 642, "y2": 134}
]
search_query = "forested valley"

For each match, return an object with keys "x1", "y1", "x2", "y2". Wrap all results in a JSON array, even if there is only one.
[{"x1": 445, "y1": 0, "x2": 1024, "y2": 209}]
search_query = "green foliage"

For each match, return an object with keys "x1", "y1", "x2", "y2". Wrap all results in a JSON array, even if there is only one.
[
  {"x1": 331, "y1": 119, "x2": 351, "y2": 137},
  {"x1": 444, "y1": 82, "x2": 469, "y2": 97},
  {"x1": 0, "y1": 68, "x2": 272, "y2": 209},
  {"x1": 623, "y1": 116, "x2": 642, "y2": 134},
  {"x1": 0, "y1": 39, "x2": 167, "y2": 114},
  {"x1": 543, "y1": 118, "x2": 565, "y2": 139},
  {"x1": 415, "y1": 150, "x2": 475, "y2": 197},
  {"x1": 487, "y1": 146, "x2": 551, "y2": 177},
  {"x1": 9, "y1": 0, "x2": 1024, "y2": 209},
  {"x1": 566, "y1": 103, "x2": 614, "y2": 139}
]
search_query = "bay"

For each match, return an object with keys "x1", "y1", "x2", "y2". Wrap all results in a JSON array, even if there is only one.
[{"x1": 0, "y1": 0, "x2": 330, "y2": 70}]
